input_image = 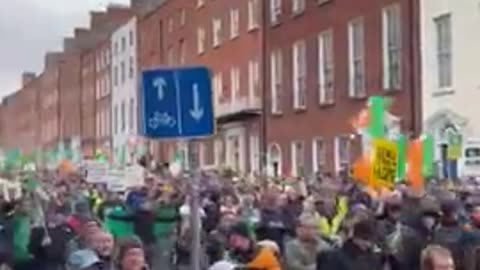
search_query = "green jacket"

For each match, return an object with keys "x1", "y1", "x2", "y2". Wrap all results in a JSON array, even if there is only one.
[
  {"x1": 13, "y1": 214, "x2": 32, "y2": 262},
  {"x1": 104, "y1": 207, "x2": 135, "y2": 239},
  {"x1": 154, "y1": 204, "x2": 180, "y2": 237}
]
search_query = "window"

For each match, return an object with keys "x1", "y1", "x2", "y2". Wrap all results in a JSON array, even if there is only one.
[
  {"x1": 348, "y1": 18, "x2": 366, "y2": 98},
  {"x1": 197, "y1": 27, "x2": 206, "y2": 54},
  {"x1": 214, "y1": 139, "x2": 224, "y2": 166},
  {"x1": 114, "y1": 105, "x2": 118, "y2": 134},
  {"x1": 248, "y1": 59, "x2": 260, "y2": 98},
  {"x1": 213, "y1": 18, "x2": 223, "y2": 48},
  {"x1": 179, "y1": 39, "x2": 186, "y2": 65},
  {"x1": 129, "y1": 30, "x2": 134, "y2": 46},
  {"x1": 197, "y1": 0, "x2": 204, "y2": 8},
  {"x1": 230, "y1": 66, "x2": 240, "y2": 102},
  {"x1": 180, "y1": 9, "x2": 186, "y2": 26},
  {"x1": 120, "y1": 61, "x2": 125, "y2": 84},
  {"x1": 113, "y1": 66, "x2": 118, "y2": 86},
  {"x1": 291, "y1": 140, "x2": 305, "y2": 177},
  {"x1": 435, "y1": 14, "x2": 452, "y2": 89},
  {"x1": 312, "y1": 138, "x2": 326, "y2": 173},
  {"x1": 214, "y1": 72, "x2": 224, "y2": 105},
  {"x1": 292, "y1": 0, "x2": 306, "y2": 15},
  {"x1": 114, "y1": 42, "x2": 119, "y2": 55},
  {"x1": 335, "y1": 135, "x2": 351, "y2": 172},
  {"x1": 230, "y1": 9, "x2": 240, "y2": 39},
  {"x1": 121, "y1": 37, "x2": 126, "y2": 52},
  {"x1": 270, "y1": 49, "x2": 283, "y2": 114},
  {"x1": 270, "y1": 0, "x2": 282, "y2": 25},
  {"x1": 382, "y1": 4, "x2": 402, "y2": 90},
  {"x1": 129, "y1": 98, "x2": 135, "y2": 131},
  {"x1": 318, "y1": 29, "x2": 335, "y2": 104},
  {"x1": 121, "y1": 101, "x2": 126, "y2": 132},
  {"x1": 293, "y1": 40, "x2": 307, "y2": 109},
  {"x1": 104, "y1": 76, "x2": 110, "y2": 95},
  {"x1": 250, "y1": 135, "x2": 260, "y2": 174},
  {"x1": 248, "y1": 0, "x2": 260, "y2": 30},
  {"x1": 168, "y1": 17, "x2": 174, "y2": 33},
  {"x1": 129, "y1": 57, "x2": 134, "y2": 79}
]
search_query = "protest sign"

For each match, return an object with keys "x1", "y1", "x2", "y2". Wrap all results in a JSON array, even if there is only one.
[
  {"x1": 83, "y1": 160, "x2": 109, "y2": 183},
  {"x1": 371, "y1": 139, "x2": 398, "y2": 189}
]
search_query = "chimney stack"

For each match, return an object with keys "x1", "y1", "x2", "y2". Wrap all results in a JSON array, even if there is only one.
[{"x1": 21, "y1": 72, "x2": 36, "y2": 87}]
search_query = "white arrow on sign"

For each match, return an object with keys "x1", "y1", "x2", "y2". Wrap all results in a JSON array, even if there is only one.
[
  {"x1": 189, "y1": 83, "x2": 204, "y2": 121},
  {"x1": 153, "y1": 77, "x2": 167, "y2": 101}
]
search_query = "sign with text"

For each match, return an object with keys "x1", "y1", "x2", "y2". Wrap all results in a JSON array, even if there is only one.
[
  {"x1": 371, "y1": 139, "x2": 398, "y2": 189},
  {"x1": 141, "y1": 66, "x2": 215, "y2": 139}
]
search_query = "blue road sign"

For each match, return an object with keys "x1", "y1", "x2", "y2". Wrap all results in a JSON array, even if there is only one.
[{"x1": 141, "y1": 66, "x2": 215, "y2": 139}]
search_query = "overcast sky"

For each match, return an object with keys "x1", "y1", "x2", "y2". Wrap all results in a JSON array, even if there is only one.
[{"x1": 0, "y1": 0, "x2": 129, "y2": 99}]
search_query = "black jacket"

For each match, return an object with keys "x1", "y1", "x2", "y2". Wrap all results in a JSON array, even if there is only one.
[{"x1": 316, "y1": 240, "x2": 385, "y2": 270}]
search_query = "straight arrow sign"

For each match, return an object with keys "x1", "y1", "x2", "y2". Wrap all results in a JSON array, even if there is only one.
[{"x1": 190, "y1": 83, "x2": 204, "y2": 121}]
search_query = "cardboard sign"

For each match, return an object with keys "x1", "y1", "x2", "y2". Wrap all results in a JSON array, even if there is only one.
[
  {"x1": 83, "y1": 160, "x2": 109, "y2": 183},
  {"x1": 371, "y1": 139, "x2": 398, "y2": 189}
]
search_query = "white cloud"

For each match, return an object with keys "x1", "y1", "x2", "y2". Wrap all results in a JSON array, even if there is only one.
[{"x1": 0, "y1": 0, "x2": 129, "y2": 98}]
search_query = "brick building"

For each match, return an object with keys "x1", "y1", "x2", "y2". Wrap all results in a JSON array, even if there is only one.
[
  {"x1": 264, "y1": 0, "x2": 421, "y2": 176},
  {"x1": 0, "y1": 73, "x2": 40, "y2": 154},
  {"x1": 38, "y1": 53, "x2": 62, "y2": 150},
  {"x1": 138, "y1": 0, "x2": 264, "y2": 173}
]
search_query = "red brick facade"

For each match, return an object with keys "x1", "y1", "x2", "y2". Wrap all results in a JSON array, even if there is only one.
[{"x1": 0, "y1": 1, "x2": 421, "y2": 175}]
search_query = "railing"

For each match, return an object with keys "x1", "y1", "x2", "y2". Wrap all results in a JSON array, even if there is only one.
[{"x1": 215, "y1": 95, "x2": 261, "y2": 117}]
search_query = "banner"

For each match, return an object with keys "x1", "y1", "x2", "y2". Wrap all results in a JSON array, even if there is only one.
[{"x1": 371, "y1": 139, "x2": 398, "y2": 189}]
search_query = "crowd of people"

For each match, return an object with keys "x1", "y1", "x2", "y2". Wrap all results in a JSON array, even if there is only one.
[{"x1": 1, "y1": 165, "x2": 480, "y2": 270}]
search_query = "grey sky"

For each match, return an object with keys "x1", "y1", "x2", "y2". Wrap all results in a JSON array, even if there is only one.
[{"x1": 0, "y1": 0, "x2": 129, "y2": 99}]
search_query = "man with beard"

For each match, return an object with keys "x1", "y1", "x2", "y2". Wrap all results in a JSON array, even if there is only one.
[{"x1": 89, "y1": 231, "x2": 114, "y2": 269}]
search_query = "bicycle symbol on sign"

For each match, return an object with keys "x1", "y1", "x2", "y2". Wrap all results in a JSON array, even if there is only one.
[{"x1": 148, "y1": 111, "x2": 177, "y2": 129}]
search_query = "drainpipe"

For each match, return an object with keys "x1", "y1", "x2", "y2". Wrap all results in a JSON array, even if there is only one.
[{"x1": 408, "y1": 0, "x2": 419, "y2": 136}]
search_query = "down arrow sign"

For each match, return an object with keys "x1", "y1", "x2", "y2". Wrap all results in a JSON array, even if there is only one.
[{"x1": 189, "y1": 83, "x2": 204, "y2": 121}]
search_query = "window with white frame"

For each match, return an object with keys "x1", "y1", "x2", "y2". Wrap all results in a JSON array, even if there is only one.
[
  {"x1": 248, "y1": 0, "x2": 260, "y2": 30},
  {"x1": 198, "y1": 142, "x2": 206, "y2": 167},
  {"x1": 180, "y1": 9, "x2": 186, "y2": 26},
  {"x1": 250, "y1": 134, "x2": 260, "y2": 174},
  {"x1": 104, "y1": 76, "x2": 110, "y2": 96},
  {"x1": 382, "y1": 4, "x2": 402, "y2": 90},
  {"x1": 167, "y1": 46, "x2": 175, "y2": 66},
  {"x1": 197, "y1": 27, "x2": 206, "y2": 54},
  {"x1": 270, "y1": 0, "x2": 282, "y2": 25},
  {"x1": 168, "y1": 17, "x2": 174, "y2": 33},
  {"x1": 213, "y1": 18, "x2": 223, "y2": 48},
  {"x1": 129, "y1": 30, "x2": 134, "y2": 46},
  {"x1": 106, "y1": 109, "x2": 111, "y2": 136},
  {"x1": 121, "y1": 101, "x2": 126, "y2": 132},
  {"x1": 230, "y1": 67, "x2": 240, "y2": 102},
  {"x1": 348, "y1": 18, "x2": 366, "y2": 98},
  {"x1": 230, "y1": 9, "x2": 240, "y2": 39},
  {"x1": 129, "y1": 98, "x2": 134, "y2": 131},
  {"x1": 293, "y1": 40, "x2": 307, "y2": 109},
  {"x1": 120, "y1": 61, "x2": 126, "y2": 84},
  {"x1": 292, "y1": 0, "x2": 306, "y2": 15},
  {"x1": 129, "y1": 56, "x2": 134, "y2": 79},
  {"x1": 270, "y1": 49, "x2": 283, "y2": 114},
  {"x1": 113, "y1": 66, "x2": 118, "y2": 86},
  {"x1": 121, "y1": 37, "x2": 126, "y2": 52},
  {"x1": 335, "y1": 135, "x2": 350, "y2": 171},
  {"x1": 248, "y1": 59, "x2": 260, "y2": 99},
  {"x1": 291, "y1": 140, "x2": 305, "y2": 177},
  {"x1": 435, "y1": 14, "x2": 452, "y2": 89},
  {"x1": 318, "y1": 30, "x2": 334, "y2": 104},
  {"x1": 179, "y1": 39, "x2": 186, "y2": 65},
  {"x1": 214, "y1": 139, "x2": 224, "y2": 166},
  {"x1": 213, "y1": 72, "x2": 224, "y2": 106},
  {"x1": 312, "y1": 137, "x2": 326, "y2": 173},
  {"x1": 114, "y1": 105, "x2": 118, "y2": 134}
]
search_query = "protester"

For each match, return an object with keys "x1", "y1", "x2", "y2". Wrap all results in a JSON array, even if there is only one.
[
  {"x1": 420, "y1": 245, "x2": 455, "y2": 270},
  {"x1": 115, "y1": 238, "x2": 148, "y2": 270}
]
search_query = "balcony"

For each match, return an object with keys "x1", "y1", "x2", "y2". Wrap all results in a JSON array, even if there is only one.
[{"x1": 215, "y1": 95, "x2": 262, "y2": 124}]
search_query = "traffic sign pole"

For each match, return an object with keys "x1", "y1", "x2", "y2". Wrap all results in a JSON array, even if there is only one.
[
  {"x1": 188, "y1": 140, "x2": 201, "y2": 270},
  {"x1": 141, "y1": 67, "x2": 214, "y2": 270}
]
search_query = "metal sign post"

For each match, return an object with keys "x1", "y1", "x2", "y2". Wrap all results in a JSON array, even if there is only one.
[{"x1": 141, "y1": 66, "x2": 214, "y2": 270}]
